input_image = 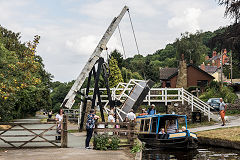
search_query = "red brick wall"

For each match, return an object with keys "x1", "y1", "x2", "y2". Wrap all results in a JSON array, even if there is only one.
[
  {"x1": 187, "y1": 66, "x2": 213, "y2": 86},
  {"x1": 170, "y1": 75, "x2": 177, "y2": 88}
]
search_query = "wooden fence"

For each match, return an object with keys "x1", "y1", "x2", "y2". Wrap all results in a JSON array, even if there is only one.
[
  {"x1": 0, "y1": 115, "x2": 68, "y2": 148},
  {"x1": 94, "y1": 122, "x2": 137, "y2": 147}
]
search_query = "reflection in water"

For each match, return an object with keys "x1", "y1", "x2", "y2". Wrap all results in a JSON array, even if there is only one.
[{"x1": 142, "y1": 146, "x2": 240, "y2": 160}]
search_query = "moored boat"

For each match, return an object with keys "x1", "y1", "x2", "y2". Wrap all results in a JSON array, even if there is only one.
[{"x1": 136, "y1": 114, "x2": 198, "y2": 149}]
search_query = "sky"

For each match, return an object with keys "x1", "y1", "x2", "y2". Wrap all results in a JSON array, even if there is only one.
[{"x1": 0, "y1": 0, "x2": 232, "y2": 82}]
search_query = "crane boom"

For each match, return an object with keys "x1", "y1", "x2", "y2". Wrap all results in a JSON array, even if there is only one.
[{"x1": 62, "y1": 6, "x2": 129, "y2": 109}]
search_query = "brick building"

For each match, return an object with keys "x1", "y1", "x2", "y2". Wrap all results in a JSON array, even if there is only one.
[{"x1": 160, "y1": 64, "x2": 214, "y2": 88}]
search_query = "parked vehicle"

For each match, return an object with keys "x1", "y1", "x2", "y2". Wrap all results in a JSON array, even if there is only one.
[
  {"x1": 207, "y1": 98, "x2": 221, "y2": 111},
  {"x1": 136, "y1": 114, "x2": 198, "y2": 150}
]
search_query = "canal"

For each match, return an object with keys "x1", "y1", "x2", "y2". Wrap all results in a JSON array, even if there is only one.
[{"x1": 142, "y1": 145, "x2": 240, "y2": 160}]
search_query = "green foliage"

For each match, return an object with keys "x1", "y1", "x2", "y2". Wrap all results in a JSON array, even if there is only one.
[
  {"x1": 121, "y1": 67, "x2": 143, "y2": 82},
  {"x1": 175, "y1": 31, "x2": 210, "y2": 65},
  {"x1": 109, "y1": 136, "x2": 120, "y2": 150},
  {"x1": 0, "y1": 26, "x2": 52, "y2": 121},
  {"x1": 108, "y1": 56, "x2": 123, "y2": 88},
  {"x1": 110, "y1": 49, "x2": 123, "y2": 69},
  {"x1": 93, "y1": 135, "x2": 120, "y2": 150},
  {"x1": 199, "y1": 82, "x2": 237, "y2": 103},
  {"x1": 94, "y1": 135, "x2": 109, "y2": 150},
  {"x1": 50, "y1": 80, "x2": 82, "y2": 113},
  {"x1": 131, "y1": 142, "x2": 144, "y2": 153}
]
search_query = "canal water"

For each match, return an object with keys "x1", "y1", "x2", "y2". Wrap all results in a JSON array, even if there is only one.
[{"x1": 142, "y1": 145, "x2": 240, "y2": 160}]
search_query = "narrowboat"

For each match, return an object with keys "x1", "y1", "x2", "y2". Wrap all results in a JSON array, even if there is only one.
[{"x1": 136, "y1": 114, "x2": 198, "y2": 149}]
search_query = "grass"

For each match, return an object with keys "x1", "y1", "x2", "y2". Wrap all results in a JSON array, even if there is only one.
[
  {"x1": 68, "y1": 129, "x2": 79, "y2": 133},
  {"x1": 196, "y1": 126, "x2": 240, "y2": 142},
  {"x1": 225, "y1": 109, "x2": 240, "y2": 116},
  {"x1": 178, "y1": 120, "x2": 216, "y2": 129}
]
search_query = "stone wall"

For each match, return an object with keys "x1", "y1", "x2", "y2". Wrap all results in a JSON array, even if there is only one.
[
  {"x1": 176, "y1": 60, "x2": 187, "y2": 88},
  {"x1": 228, "y1": 99, "x2": 240, "y2": 110},
  {"x1": 167, "y1": 102, "x2": 192, "y2": 121},
  {"x1": 167, "y1": 102, "x2": 208, "y2": 122}
]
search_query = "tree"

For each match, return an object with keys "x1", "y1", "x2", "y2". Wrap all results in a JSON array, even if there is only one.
[
  {"x1": 121, "y1": 67, "x2": 143, "y2": 82},
  {"x1": 108, "y1": 56, "x2": 123, "y2": 88},
  {"x1": 110, "y1": 49, "x2": 123, "y2": 69},
  {"x1": 217, "y1": 0, "x2": 240, "y2": 23},
  {"x1": 0, "y1": 26, "x2": 52, "y2": 121},
  {"x1": 175, "y1": 31, "x2": 210, "y2": 65}
]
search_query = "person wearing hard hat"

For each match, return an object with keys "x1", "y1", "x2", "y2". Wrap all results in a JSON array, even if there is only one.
[{"x1": 147, "y1": 104, "x2": 156, "y2": 115}]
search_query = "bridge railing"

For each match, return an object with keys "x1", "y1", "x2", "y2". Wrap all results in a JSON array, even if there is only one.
[{"x1": 80, "y1": 86, "x2": 214, "y2": 121}]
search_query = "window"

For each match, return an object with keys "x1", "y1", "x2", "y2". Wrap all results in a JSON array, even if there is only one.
[
  {"x1": 151, "y1": 118, "x2": 157, "y2": 133},
  {"x1": 144, "y1": 119, "x2": 150, "y2": 132},
  {"x1": 197, "y1": 80, "x2": 208, "y2": 87},
  {"x1": 166, "y1": 81, "x2": 171, "y2": 88},
  {"x1": 140, "y1": 119, "x2": 144, "y2": 131}
]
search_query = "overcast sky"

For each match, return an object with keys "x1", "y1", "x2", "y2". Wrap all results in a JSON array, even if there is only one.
[{"x1": 0, "y1": 0, "x2": 231, "y2": 82}]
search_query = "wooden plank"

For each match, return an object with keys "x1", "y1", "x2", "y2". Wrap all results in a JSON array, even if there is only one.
[
  {"x1": 6, "y1": 140, "x2": 58, "y2": 143},
  {"x1": 0, "y1": 137, "x2": 16, "y2": 147},
  {"x1": 96, "y1": 122, "x2": 136, "y2": 126},
  {"x1": 0, "y1": 129, "x2": 57, "y2": 131},
  {"x1": 94, "y1": 129, "x2": 138, "y2": 132},
  {"x1": 61, "y1": 115, "x2": 68, "y2": 148},
  {"x1": 0, "y1": 122, "x2": 57, "y2": 125},
  {"x1": 18, "y1": 124, "x2": 59, "y2": 148},
  {"x1": 0, "y1": 134, "x2": 58, "y2": 137}
]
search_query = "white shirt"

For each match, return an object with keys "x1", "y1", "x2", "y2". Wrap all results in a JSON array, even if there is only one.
[
  {"x1": 108, "y1": 115, "x2": 115, "y2": 122},
  {"x1": 127, "y1": 112, "x2": 136, "y2": 121},
  {"x1": 56, "y1": 114, "x2": 63, "y2": 122}
]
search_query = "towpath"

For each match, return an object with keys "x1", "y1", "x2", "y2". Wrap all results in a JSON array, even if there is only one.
[
  {"x1": 190, "y1": 115, "x2": 240, "y2": 132},
  {"x1": 0, "y1": 115, "x2": 133, "y2": 160}
]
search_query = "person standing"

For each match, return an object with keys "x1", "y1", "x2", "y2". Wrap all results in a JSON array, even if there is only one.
[
  {"x1": 108, "y1": 111, "x2": 115, "y2": 135},
  {"x1": 147, "y1": 104, "x2": 156, "y2": 115},
  {"x1": 219, "y1": 98, "x2": 227, "y2": 126},
  {"x1": 126, "y1": 109, "x2": 136, "y2": 122},
  {"x1": 85, "y1": 109, "x2": 99, "y2": 149},
  {"x1": 55, "y1": 109, "x2": 64, "y2": 140}
]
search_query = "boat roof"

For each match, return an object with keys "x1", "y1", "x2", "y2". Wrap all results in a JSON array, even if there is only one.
[{"x1": 136, "y1": 114, "x2": 186, "y2": 119}]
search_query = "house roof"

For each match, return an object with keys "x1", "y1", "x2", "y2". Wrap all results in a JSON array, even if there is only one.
[
  {"x1": 204, "y1": 65, "x2": 218, "y2": 74},
  {"x1": 159, "y1": 68, "x2": 178, "y2": 80},
  {"x1": 209, "y1": 54, "x2": 221, "y2": 61},
  {"x1": 160, "y1": 64, "x2": 215, "y2": 80}
]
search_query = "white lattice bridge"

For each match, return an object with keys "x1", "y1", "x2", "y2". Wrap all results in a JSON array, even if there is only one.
[{"x1": 79, "y1": 79, "x2": 215, "y2": 122}]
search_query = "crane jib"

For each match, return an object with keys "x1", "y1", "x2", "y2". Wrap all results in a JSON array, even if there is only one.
[{"x1": 61, "y1": 6, "x2": 129, "y2": 109}]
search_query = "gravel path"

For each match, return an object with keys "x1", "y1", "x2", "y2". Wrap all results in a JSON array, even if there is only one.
[{"x1": 0, "y1": 115, "x2": 133, "y2": 160}]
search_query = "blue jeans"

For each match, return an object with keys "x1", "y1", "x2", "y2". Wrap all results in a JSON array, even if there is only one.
[{"x1": 85, "y1": 128, "x2": 93, "y2": 147}]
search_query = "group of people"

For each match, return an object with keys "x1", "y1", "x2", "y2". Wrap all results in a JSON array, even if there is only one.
[
  {"x1": 159, "y1": 120, "x2": 186, "y2": 135},
  {"x1": 139, "y1": 104, "x2": 157, "y2": 116}
]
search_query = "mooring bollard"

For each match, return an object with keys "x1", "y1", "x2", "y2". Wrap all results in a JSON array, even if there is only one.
[{"x1": 61, "y1": 114, "x2": 68, "y2": 148}]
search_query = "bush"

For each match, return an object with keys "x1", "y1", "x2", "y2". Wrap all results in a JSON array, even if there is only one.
[
  {"x1": 94, "y1": 135, "x2": 109, "y2": 150},
  {"x1": 93, "y1": 135, "x2": 120, "y2": 150},
  {"x1": 109, "y1": 136, "x2": 120, "y2": 150},
  {"x1": 131, "y1": 142, "x2": 144, "y2": 153},
  {"x1": 199, "y1": 85, "x2": 237, "y2": 103}
]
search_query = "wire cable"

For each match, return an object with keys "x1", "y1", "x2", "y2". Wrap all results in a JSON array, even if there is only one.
[
  {"x1": 117, "y1": 25, "x2": 126, "y2": 59},
  {"x1": 127, "y1": 10, "x2": 140, "y2": 55}
]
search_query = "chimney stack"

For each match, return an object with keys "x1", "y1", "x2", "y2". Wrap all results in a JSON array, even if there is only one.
[
  {"x1": 205, "y1": 56, "x2": 209, "y2": 61},
  {"x1": 200, "y1": 62, "x2": 205, "y2": 71},
  {"x1": 212, "y1": 51, "x2": 217, "y2": 57}
]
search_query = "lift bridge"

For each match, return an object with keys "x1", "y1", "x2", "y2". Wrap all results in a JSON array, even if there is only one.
[
  {"x1": 74, "y1": 79, "x2": 214, "y2": 123},
  {"x1": 61, "y1": 6, "x2": 215, "y2": 131}
]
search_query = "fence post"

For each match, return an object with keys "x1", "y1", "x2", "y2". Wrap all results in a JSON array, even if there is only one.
[
  {"x1": 191, "y1": 95, "x2": 194, "y2": 112},
  {"x1": 165, "y1": 88, "x2": 167, "y2": 106},
  {"x1": 129, "y1": 122, "x2": 135, "y2": 147},
  {"x1": 148, "y1": 91, "x2": 151, "y2": 106},
  {"x1": 61, "y1": 115, "x2": 68, "y2": 148},
  {"x1": 181, "y1": 88, "x2": 184, "y2": 104}
]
